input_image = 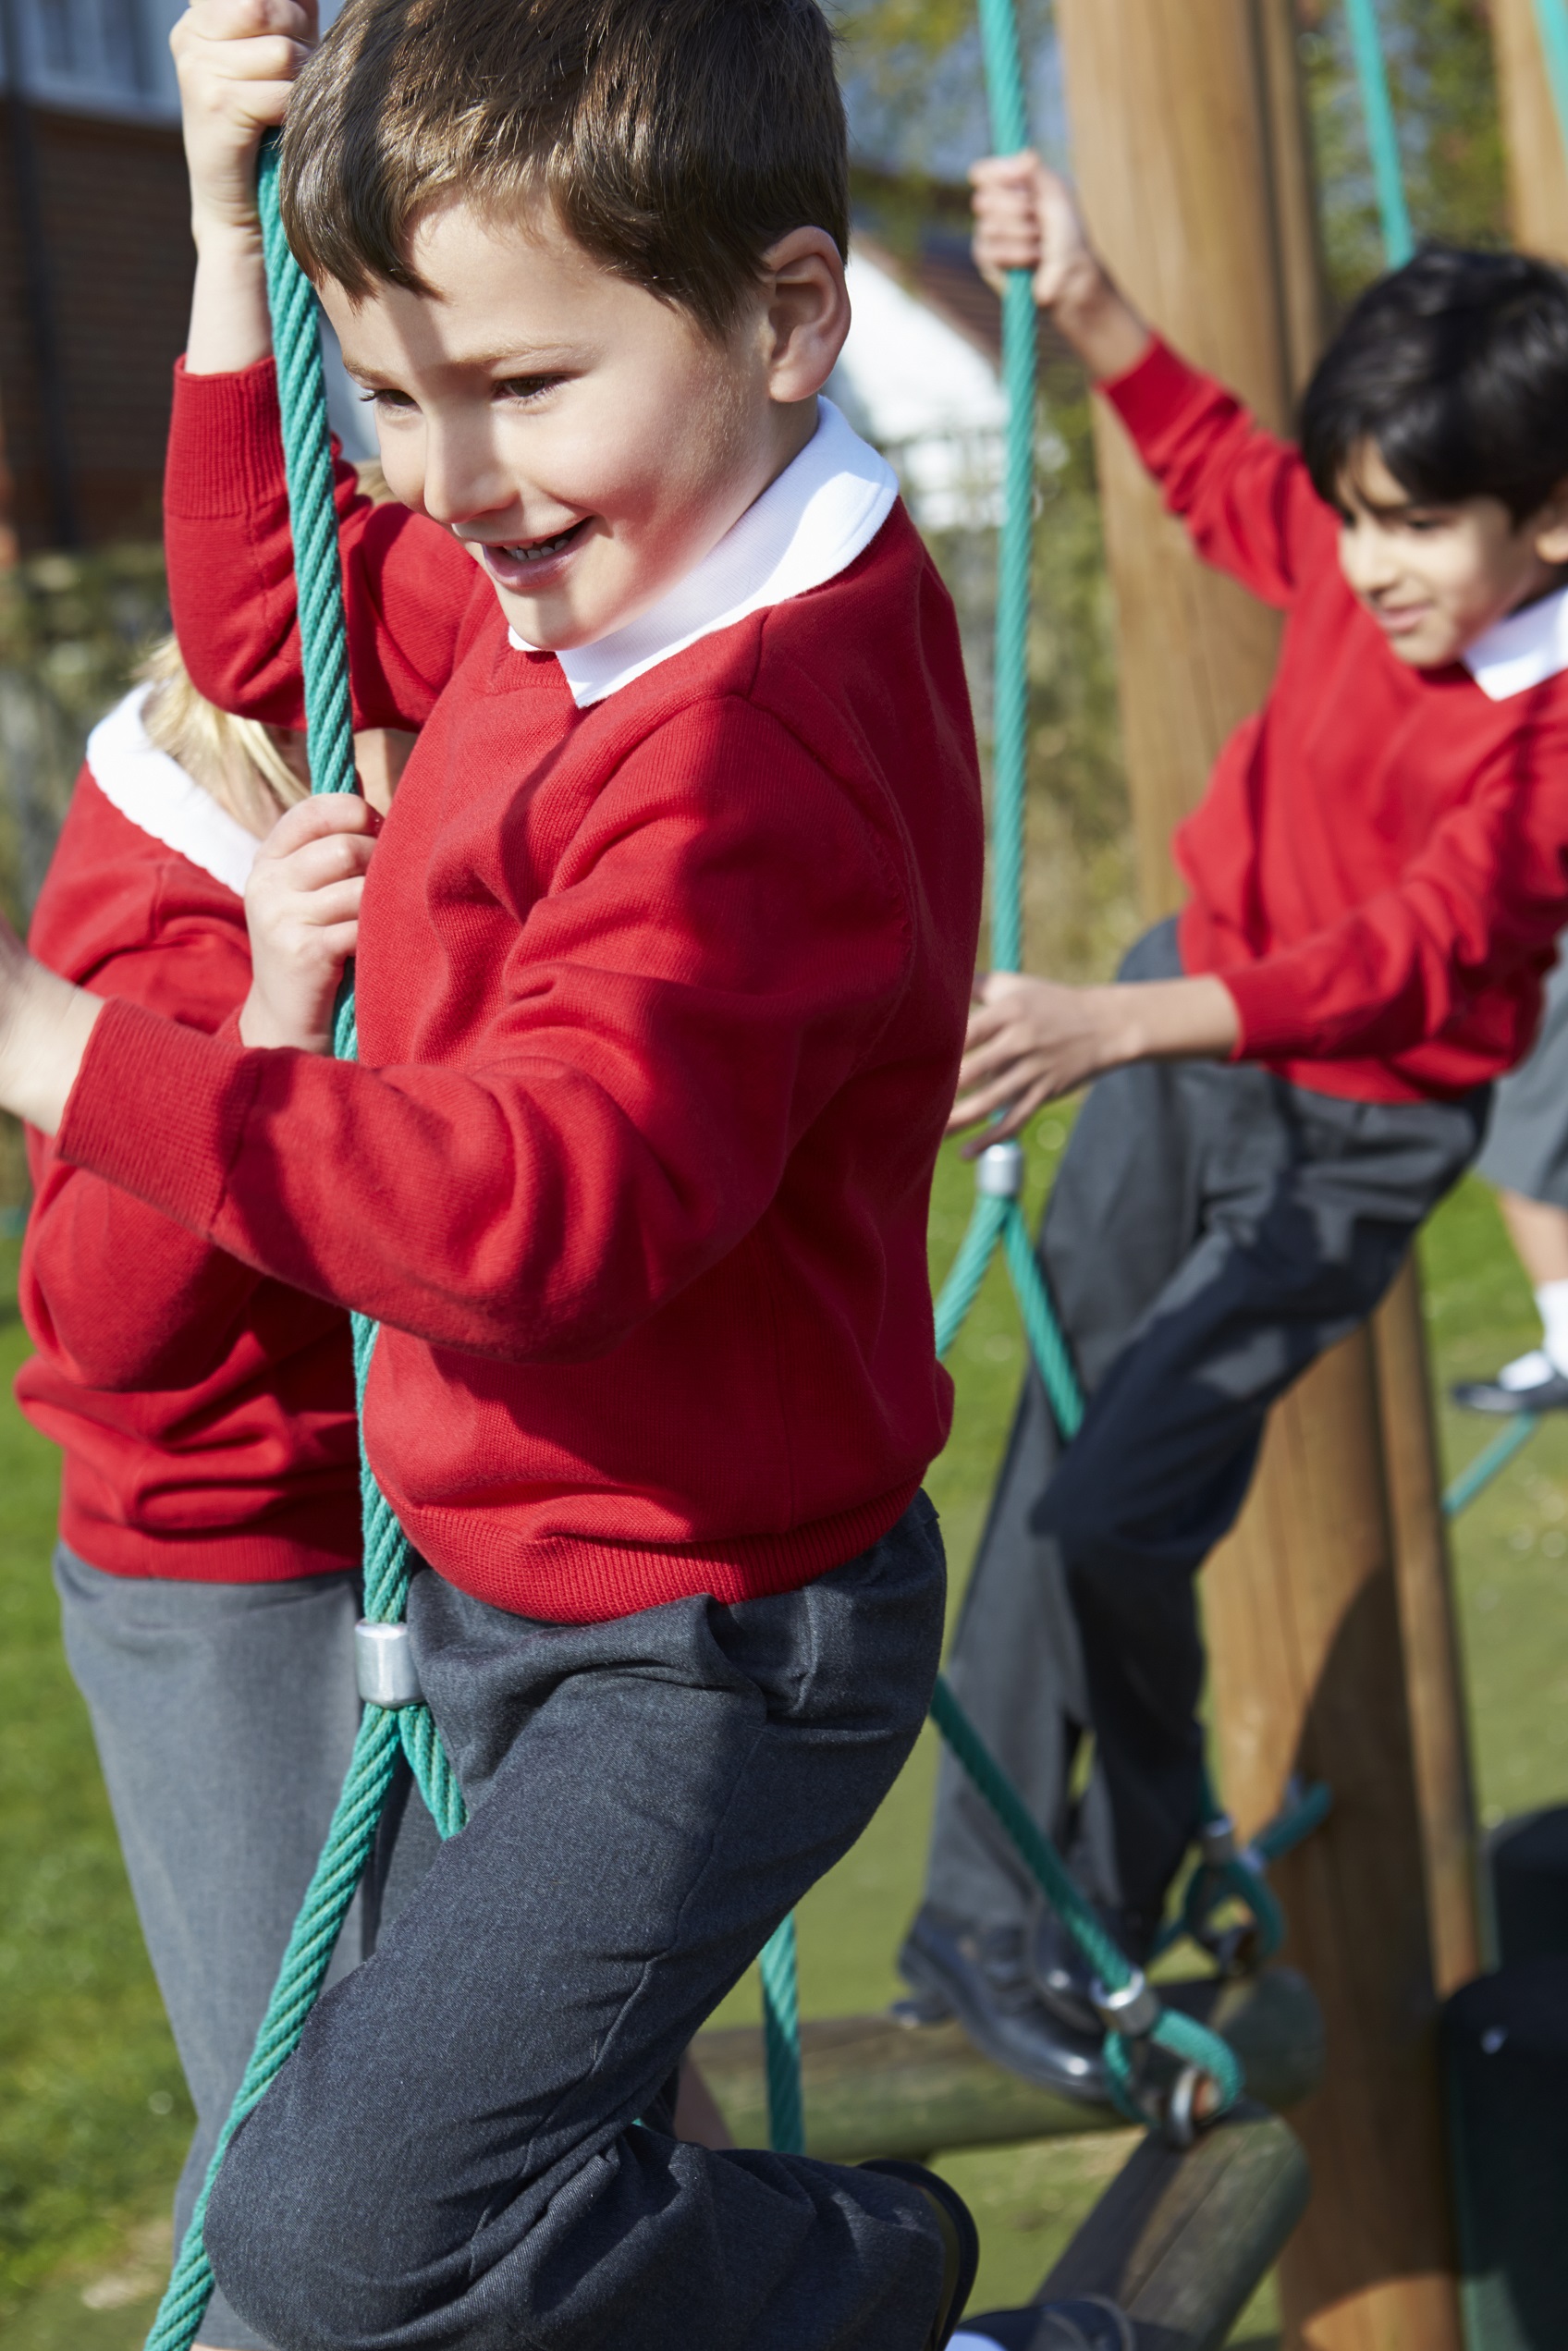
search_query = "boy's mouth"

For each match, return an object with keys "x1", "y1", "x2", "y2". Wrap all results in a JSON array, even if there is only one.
[{"x1": 478, "y1": 519, "x2": 592, "y2": 592}]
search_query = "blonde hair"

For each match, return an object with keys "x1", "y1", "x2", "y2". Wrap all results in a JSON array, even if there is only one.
[{"x1": 139, "y1": 636, "x2": 311, "y2": 838}]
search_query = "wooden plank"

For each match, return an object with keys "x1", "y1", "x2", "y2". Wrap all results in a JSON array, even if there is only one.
[
  {"x1": 1026, "y1": 2105, "x2": 1309, "y2": 2351},
  {"x1": 1490, "y1": 0, "x2": 1568, "y2": 262},
  {"x1": 692, "y1": 1967, "x2": 1322, "y2": 2161},
  {"x1": 1372, "y1": 1263, "x2": 1481, "y2": 1996}
]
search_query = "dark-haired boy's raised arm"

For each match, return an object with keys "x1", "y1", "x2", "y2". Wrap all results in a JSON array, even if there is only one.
[{"x1": 973, "y1": 151, "x2": 1329, "y2": 607}]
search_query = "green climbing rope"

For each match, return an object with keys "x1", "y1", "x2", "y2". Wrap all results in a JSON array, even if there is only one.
[
  {"x1": 144, "y1": 139, "x2": 464, "y2": 2351},
  {"x1": 1535, "y1": 0, "x2": 1568, "y2": 159},
  {"x1": 1345, "y1": 0, "x2": 1415, "y2": 267}
]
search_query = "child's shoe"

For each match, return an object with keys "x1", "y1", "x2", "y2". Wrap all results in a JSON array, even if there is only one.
[
  {"x1": 898, "y1": 1906, "x2": 1105, "y2": 2102},
  {"x1": 861, "y1": 2158, "x2": 979, "y2": 2348}
]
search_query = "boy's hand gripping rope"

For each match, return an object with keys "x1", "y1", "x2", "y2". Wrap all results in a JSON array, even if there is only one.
[{"x1": 145, "y1": 139, "x2": 463, "y2": 2351}]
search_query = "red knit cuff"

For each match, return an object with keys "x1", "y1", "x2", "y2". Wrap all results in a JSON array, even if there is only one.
[
  {"x1": 58, "y1": 995, "x2": 263, "y2": 1236},
  {"x1": 1099, "y1": 336, "x2": 1211, "y2": 444},
  {"x1": 1219, "y1": 959, "x2": 1317, "y2": 1061},
  {"x1": 165, "y1": 356, "x2": 286, "y2": 520}
]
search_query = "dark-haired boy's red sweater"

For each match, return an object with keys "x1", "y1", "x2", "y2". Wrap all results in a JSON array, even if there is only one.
[
  {"x1": 52, "y1": 362, "x2": 985, "y2": 1624},
  {"x1": 1101, "y1": 337, "x2": 1568, "y2": 1099},
  {"x1": 17, "y1": 699, "x2": 361, "y2": 1581}
]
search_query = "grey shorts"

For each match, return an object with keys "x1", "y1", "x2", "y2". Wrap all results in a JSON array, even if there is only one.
[
  {"x1": 1477, "y1": 948, "x2": 1568, "y2": 1206},
  {"x1": 55, "y1": 1547, "x2": 441, "y2": 2351}
]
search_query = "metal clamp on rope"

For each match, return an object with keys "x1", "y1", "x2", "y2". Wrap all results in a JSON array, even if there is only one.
[
  {"x1": 975, "y1": 1139, "x2": 1025, "y2": 1197},
  {"x1": 355, "y1": 1618, "x2": 424, "y2": 1708},
  {"x1": 1090, "y1": 1967, "x2": 1159, "y2": 2041},
  {"x1": 1199, "y1": 1810, "x2": 1239, "y2": 1868}
]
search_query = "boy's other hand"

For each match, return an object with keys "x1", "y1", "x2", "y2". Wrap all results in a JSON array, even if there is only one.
[
  {"x1": 173, "y1": 0, "x2": 316, "y2": 242},
  {"x1": 949, "y1": 969, "x2": 1241, "y2": 1146},
  {"x1": 969, "y1": 152, "x2": 1150, "y2": 381},
  {"x1": 240, "y1": 795, "x2": 377, "y2": 1054}
]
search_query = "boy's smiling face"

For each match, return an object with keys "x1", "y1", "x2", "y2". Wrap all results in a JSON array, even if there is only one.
[
  {"x1": 321, "y1": 195, "x2": 848, "y2": 653},
  {"x1": 1334, "y1": 441, "x2": 1568, "y2": 668}
]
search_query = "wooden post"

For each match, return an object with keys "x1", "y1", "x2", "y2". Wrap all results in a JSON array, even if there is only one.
[
  {"x1": 1052, "y1": 6, "x2": 1471, "y2": 2345},
  {"x1": 1490, "y1": 0, "x2": 1568, "y2": 262}
]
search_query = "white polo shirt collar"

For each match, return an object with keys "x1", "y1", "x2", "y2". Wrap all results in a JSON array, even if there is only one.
[
  {"x1": 1464, "y1": 582, "x2": 1568, "y2": 701},
  {"x1": 86, "y1": 683, "x2": 260, "y2": 895},
  {"x1": 508, "y1": 397, "x2": 899, "y2": 709}
]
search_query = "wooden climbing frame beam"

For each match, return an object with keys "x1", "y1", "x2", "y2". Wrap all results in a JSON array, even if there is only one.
[
  {"x1": 692, "y1": 1967, "x2": 1322, "y2": 2161},
  {"x1": 1031, "y1": 2105, "x2": 1311, "y2": 2351},
  {"x1": 1051, "y1": 6, "x2": 1473, "y2": 2344}
]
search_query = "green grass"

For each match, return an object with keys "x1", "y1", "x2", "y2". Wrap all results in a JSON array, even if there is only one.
[{"x1": 4, "y1": 1151, "x2": 1567, "y2": 2345}]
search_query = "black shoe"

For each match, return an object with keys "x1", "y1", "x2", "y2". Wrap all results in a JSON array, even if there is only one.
[
  {"x1": 958, "y1": 2296, "x2": 1133, "y2": 2350},
  {"x1": 1027, "y1": 1904, "x2": 1112, "y2": 2039},
  {"x1": 899, "y1": 1906, "x2": 1106, "y2": 2103},
  {"x1": 860, "y1": 2158, "x2": 979, "y2": 2349},
  {"x1": 1452, "y1": 1357, "x2": 1568, "y2": 1414}
]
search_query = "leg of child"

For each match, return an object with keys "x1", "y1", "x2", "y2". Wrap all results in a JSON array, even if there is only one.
[
  {"x1": 920, "y1": 919, "x2": 1485, "y2": 1965},
  {"x1": 203, "y1": 1502, "x2": 949, "y2": 2351},
  {"x1": 53, "y1": 1552, "x2": 436, "y2": 2351},
  {"x1": 1464, "y1": 941, "x2": 1568, "y2": 1405}
]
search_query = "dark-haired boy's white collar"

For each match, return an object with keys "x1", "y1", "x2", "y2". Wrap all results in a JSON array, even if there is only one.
[
  {"x1": 508, "y1": 397, "x2": 899, "y2": 708},
  {"x1": 1464, "y1": 582, "x2": 1568, "y2": 701}
]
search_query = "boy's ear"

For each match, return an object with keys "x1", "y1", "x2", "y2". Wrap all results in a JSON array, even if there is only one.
[
  {"x1": 1533, "y1": 479, "x2": 1568, "y2": 567},
  {"x1": 758, "y1": 227, "x2": 851, "y2": 404}
]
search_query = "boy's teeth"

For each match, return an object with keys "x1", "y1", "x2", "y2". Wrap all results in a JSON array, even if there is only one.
[{"x1": 503, "y1": 525, "x2": 575, "y2": 562}]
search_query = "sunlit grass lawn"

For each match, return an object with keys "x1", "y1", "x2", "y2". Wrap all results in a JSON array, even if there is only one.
[{"x1": 5, "y1": 1141, "x2": 1567, "y2": 2344}]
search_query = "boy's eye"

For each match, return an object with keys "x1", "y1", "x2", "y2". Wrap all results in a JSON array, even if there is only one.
[
  {"x1": 366, "y1": 387, "x2": 417, "y2": 412},
  {"x1": 496, "y1": 374, "x2": 566, "y2": 404}
]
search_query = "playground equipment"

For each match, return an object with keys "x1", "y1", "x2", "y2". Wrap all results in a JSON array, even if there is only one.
[{"x1": 138, "y1": 6, "x2": 1568, "y2": 2351}]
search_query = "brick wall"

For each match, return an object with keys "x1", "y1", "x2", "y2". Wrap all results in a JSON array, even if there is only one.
[{"x1": 0, "y1": 104, "x2": 192, "y2": 549}]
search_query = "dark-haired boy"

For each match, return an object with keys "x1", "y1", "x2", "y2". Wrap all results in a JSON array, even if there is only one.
[
  {"x1": 0, "y1": 2, "x2": 988, "y2": 2345},
  {"x1": 900, "y1": 154, "x2": 1568, "y2": 2093}
]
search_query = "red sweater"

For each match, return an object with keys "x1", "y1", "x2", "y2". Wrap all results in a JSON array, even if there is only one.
[
  {"x1": 17, "y1": 702, "x2": 361, "y2": 1581},
  {"x1": 1105, "y1": 338, "x2": 1568, "y2": 1103},
  {"x1": 55, "y1": 363, "x2": 984, "y2": 1623}
]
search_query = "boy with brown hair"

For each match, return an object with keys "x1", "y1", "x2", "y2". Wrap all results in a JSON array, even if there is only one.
[{"x1": 0, "y1": 1, "x2": 986, "y2": 2345}]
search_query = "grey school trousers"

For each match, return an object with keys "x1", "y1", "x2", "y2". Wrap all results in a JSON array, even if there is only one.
[
  {"x1": 923, "y1": 920, "x2": 1487, "y2": 1953},
  {"x1": 204, "y1": 1498, "x2": 949, "y2": 2351},
  {"x1": 55, "y1": 1549, "x2": 441, "y2": 2351}
]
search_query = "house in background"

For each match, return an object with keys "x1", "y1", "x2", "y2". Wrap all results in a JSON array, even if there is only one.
[
  {"x1": 0, "y1": 10, "x2": 1026, "y2": 556},
  {"x1": 0, "y1": 0, "x2": 194, "y2": 549}
]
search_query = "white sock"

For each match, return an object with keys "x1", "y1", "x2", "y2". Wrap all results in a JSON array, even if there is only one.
[{"x1": 1537, "y1": 1278, "x2": 1568, "y2": 1378}]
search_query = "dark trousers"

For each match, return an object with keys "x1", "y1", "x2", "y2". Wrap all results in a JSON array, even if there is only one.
[
  {"x1": 924, "y1": 920, "x2": 1486, "y2": 1949},
  {"x1": 205, "y1": 1499, "x2": 949, "y2": 2351}
]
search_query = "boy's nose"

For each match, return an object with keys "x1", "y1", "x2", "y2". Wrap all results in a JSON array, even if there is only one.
[{"x1": 420, "y1": 424, "x2": 517, "y2": 533}]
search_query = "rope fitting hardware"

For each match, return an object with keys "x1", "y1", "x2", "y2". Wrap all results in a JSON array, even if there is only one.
[
  {"x1": 975, "y1": 1139, "x2": 1026, "y2": 1198},
  {"x1": 355, "y1": 1619, "x2": 424, "y2": 1708},
  {"x1": 1091, "y1": 1967, "x2": 1160, "y2": 2040},
  {"x1": 1199, "y1": 1811, "x2": 1239, "y2": 1867}
]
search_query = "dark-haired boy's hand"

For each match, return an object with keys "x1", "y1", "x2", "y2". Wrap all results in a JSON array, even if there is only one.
[
  {"x1": 948, "y1": 969, "x2": 1240, "y2": 1146},
  {"x1": 239, "y1": 795, "x2": 378, "y2": 1054},
  {"x1": 969, "y1": 150, "x2": 1150, "y2": 381}
]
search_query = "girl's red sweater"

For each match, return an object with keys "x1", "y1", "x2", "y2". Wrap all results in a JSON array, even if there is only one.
[
  {"x1": 16, "y1": 743, "x2": 361, "y2": 1581},
  {"x1": 1103, "y1": 339, "x2": 1568, "y2": 1104},
  {"x1": 53, "y1": 361, "x2": 985, "y2": 1625}
]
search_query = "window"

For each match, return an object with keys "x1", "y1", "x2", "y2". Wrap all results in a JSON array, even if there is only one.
[{"x1": 3, "y1": 0, "x2": 186, "y2": 121}]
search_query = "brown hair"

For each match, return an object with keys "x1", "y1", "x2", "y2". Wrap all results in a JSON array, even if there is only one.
[{"x1": 279, "y1": 0, "x2": 849, "y2": 338}]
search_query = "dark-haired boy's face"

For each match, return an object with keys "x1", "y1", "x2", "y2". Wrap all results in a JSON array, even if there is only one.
[
  {"x1": 1334, "y1": 442, "x2": 1568, "y2": 668},
  {"x1": 322, "y1": 194, "x2": 849, "y2": 652}
]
